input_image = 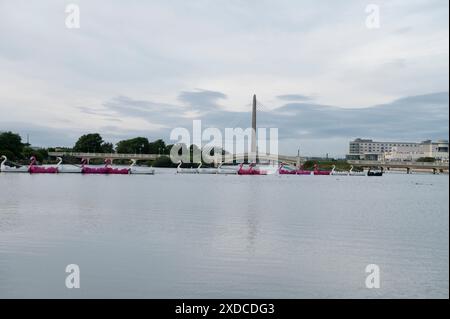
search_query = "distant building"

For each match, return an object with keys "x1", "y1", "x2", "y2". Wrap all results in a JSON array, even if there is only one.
[
  {"x1": 347, "y1": 138, "x2": 449, "y2": 162},
  {"x1": 385, "y1": 140, "x2": 449, "y2": 162}
]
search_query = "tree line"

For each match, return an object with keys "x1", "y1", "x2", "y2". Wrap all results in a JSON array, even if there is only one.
[
  {"x1": 70, "y1": 133, "x2": 171, "y2": 155},
  {"x1": 0, "y1": 131, "x2": 176, "y2": 166}
]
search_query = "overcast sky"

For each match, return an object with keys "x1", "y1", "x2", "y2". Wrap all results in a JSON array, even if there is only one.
[{"x1": 0, "y1": 0, "x2": 448, "y2": 156}]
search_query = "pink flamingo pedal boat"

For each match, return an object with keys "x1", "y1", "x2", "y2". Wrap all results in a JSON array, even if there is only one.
[
  {"x1": 313, "y1": 164, "x2": 332, "y2": 176},
  {"x1": 81, "y1": 159, "x2": 130, "y2": 175},
  {"x1": 278, "y1": 163, "x2": 297, "y2": 175},
  {"x1": 278, "y1": 163, "x2": 311, "y2": 175},
  {"x1": 238, "y1": 163, "x2": 267, "y2": 175},
  {"x1": 28, "y1": 156, "x2": 58, "y2": 174}
]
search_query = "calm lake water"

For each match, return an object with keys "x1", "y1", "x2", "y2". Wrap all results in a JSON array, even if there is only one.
[{"x1": 0, "y1": 169, "x2": 448, "y2": 298}]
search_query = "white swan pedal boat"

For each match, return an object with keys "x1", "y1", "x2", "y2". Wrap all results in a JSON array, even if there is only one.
[{"x1": 0, "y1": 156, "x2": 29, "y2": 173}]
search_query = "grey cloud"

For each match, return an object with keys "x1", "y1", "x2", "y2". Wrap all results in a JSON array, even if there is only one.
[
  {"x1": 103, "y1": 96, "x2": 181, "y2": 118},
  {"x1": 0, "y1": 122, "x2": 82, "y2": 147},
  {"x1": 2, "y1": 92, "x2": 448, "y2": 156},
  {"x1": 78, "y1": 96, "x2": 183, "y2": 127},
  {"x1": 79, "y1": 90, "x2": 230, "y2": 127},
  {"x1": 260, "y1": 92, "x2": 449, "y2": 140},
  {"x1": 277, "y1": 94, "x2": 315, "y2": 102},
  {"x1": 178, "y1": 89, "x2": 227, "y2": 111},
  {"x1": 76, "y1": 91, "x2": 449, "y2": 144}
]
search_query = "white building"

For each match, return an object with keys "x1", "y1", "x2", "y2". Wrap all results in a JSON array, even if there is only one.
[
  {"x1": 385, "y1": 140, "x2": 449, "y2": 162},
  {"x1": 347, "y1": 138, "x2": 449, "y2": 162}
]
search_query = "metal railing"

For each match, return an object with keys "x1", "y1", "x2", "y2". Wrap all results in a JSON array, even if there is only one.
[
  {"x1": 348, "y1": 160, "x2": 449, "y2": 168},
  {"x1": 48, "y1": 152, "x2": 162, "y2": 160},
  {"x1": 49, "y1": 151, "x2": 302, "y2": 164}
]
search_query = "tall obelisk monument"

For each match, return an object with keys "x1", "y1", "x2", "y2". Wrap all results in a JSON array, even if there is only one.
[{"x1": 251, "y1": 94, "x2": 257, "y2": 161}]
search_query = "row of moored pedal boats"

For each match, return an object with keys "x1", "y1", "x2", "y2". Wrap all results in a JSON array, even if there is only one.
[
  {"x1": 0, "y1": 156, "x2": 155, "y2": 175},
  {"x1": 1, "y1": 156, "x2": 383, "y2": 176},
  {"x1": 176, "y1": 162, "x2": 382, "y2": 176}
]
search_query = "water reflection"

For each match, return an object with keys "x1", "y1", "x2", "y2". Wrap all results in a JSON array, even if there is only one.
[{"x1": 0, "y1": 171, "x2": 448, "y2": 298}]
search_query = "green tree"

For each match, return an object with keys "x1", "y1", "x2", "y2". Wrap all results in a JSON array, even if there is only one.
[
  {"x1": 73, "y1": 133, "x2": 107, "y2": 153},
  {"x1": 417, "y1": 157, "x2": 436, "y2": 163},
  {"x1": 116, "y1": 137, "x2": 150, "y2": 154},
  {"x1": 152, "y1": 155, "x2": 177, "y2": 167},
  {"x1": 101, "y1": 142, "x2": 115, "y2": 153},
  {"x1": 22, "y1": 146, "x2": 48, "y2": 163},
  {"x1": 165, "y1": 144, "x2": 174, "y2": 155},
  {"x1": 0, "y1": 131, "x2": 23, "y2": 159},
  {"x1": 302, "y1": 160, "x2": 316, "y2": 170},
  {"x1": 0, "y1": 149, "x2": 15, "y2": 161},
  {"x1": 148, "y1": 139, "x2": 166, "y2": 154}
]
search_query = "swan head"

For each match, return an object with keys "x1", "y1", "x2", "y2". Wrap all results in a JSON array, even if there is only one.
[{"x1": 1, "y1": 155, "x2": 6, "y2": 161}]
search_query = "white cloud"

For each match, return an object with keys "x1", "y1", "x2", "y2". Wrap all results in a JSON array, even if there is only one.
[{"x1": 0, "y1": 0, "x2": 448, "y2": 155}]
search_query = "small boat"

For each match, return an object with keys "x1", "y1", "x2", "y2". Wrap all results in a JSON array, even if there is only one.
[
  {"x1": 348, "y1": 165, "x2": 366, "y2": 176},
  {"x1": 104, "y1": 159, "x2": 130, "y2": 174},
  {"x1": 55, "y1": 157, "x2": 82, "y2": 173},
  {"x1": 278, "y1": 163, "x2": 311, "y2": 175},
  {"x1": 176, "y1": 161, "x2": 199, "y2": 174},
  {"x1": 330, "y1": 165, "x2": 348, "y2": 176},
  {"x1": 29, "y1": 156, "x2": 58, "y2": 174},
  {"x1": 197, "y1": 162, "x2": 218, "y2": 174},
  {"x1": 313, "y1": 164, "x2": 331, "y2": 176},
  {"x1": 129, "y1": 159, "x2": 155, "y2": 175},
  {"x1": 216, "y1": 162, "x2": 238, "y2": 175},
  {"x1": 0, "y1": 155, "x2": 29, "y2": 173},
  {"x1": 367, "y1": 168, "x2": 383, "y2": 176},
  {"x1": 278, "y1": 163, "x2": 297, "y2": 175},
  {"x1": 296, "y1": 165, "x2": 312, "y2": 175},
  {"x1": 81, "y1": 159, "x2": 129, "y2": 174},
  {"x1": 81, "y1": 159, "x2": 110, "y2": 174},
  {"x1": 237, "y1": 163, "x2": 267, "y2": 175}
]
